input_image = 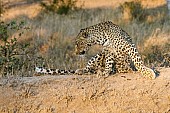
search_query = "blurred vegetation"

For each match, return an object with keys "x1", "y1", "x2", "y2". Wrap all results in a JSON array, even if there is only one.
[
  {"x1": 0, "y1": 21, "x2": 30, "y2": 76},
  {"x1": 0, "y1": 1, "x2": 5, "y2": 16},
  {"x1": 40, "y1": 0, "x2": 79, "y2": 15},
  {"x1": 120, "y1": 1, "x2": 146, "y2": 21},
  {"x1": 141, "y1": 36, "x2": 170, "y2": 67}
]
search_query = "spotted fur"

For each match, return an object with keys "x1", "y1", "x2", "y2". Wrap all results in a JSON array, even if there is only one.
[
  {"x1": 75, "y1": 21, "x2": 156, "y2": 79},
  {"x1": 35, "y1": 67, "x2": 75, "y2": 75}
]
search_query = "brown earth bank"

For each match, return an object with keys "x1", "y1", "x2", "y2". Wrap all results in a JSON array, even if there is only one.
[{"x1": 0, "y1": 68, "x2": 170, "y2": 113}]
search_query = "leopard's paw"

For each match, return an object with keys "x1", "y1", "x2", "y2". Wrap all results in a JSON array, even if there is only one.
[
  {"x1": 96, "y1": 70, "x2": 110, "y2": 79},
  {"x1": 142, "y1": 67, "x2": 156, "y2": 79}
]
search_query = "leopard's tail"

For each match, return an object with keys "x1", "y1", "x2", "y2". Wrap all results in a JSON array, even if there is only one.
[{"x1": 34, "y1": 67, "x2": 75, "y2": 76}]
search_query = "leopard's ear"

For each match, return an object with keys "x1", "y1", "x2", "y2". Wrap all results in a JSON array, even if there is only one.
[
  {"x1": 82, "y1": 32, "x2": 88, "y2": 38},
  {"x1": 80, "y1": 29, "x2": 88, "y2": 38},
  {"x1": 77, "y1": 29, "x2": 88, "y2": 40},
  {"x1": 80, "y1": 29, "x2": 85, "y2": 32}
]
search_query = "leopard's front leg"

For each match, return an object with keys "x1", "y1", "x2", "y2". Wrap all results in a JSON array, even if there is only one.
[
  {"x1": 102, "y1": 53, "x2": 116, "y2": 77},
  {"x1": 75, "y1": 52, "x2": 105, "y2": 75}
]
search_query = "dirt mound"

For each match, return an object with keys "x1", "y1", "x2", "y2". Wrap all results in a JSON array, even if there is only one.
[{"x1": 0, "y1": 68, "x2": 170, "y2": 113}]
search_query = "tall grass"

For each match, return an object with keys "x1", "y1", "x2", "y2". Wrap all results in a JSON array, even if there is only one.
[{"x1": 1, "y1": 0, "x2": 170, "y2": 76}]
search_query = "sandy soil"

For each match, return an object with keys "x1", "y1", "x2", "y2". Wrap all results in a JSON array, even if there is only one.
[{"x1": 0, "y1": 68, "x2": 170, "y2": 113}]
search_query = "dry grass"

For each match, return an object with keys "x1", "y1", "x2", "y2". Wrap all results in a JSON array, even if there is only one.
[
  {"x1": 1, "y1": 0, "x2": 170, "y2": 76},
  {"x1": 2, "y1": 3, "x2": 41, "y2": 20},
  {"x1": 140, "y1": 31, "x2": 170, "y2": 66},
  {"x1": 144, "y1": 30, "x2": 170, "y2": 48}
]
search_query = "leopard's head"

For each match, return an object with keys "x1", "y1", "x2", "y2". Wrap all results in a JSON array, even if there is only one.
[{"x1": 75, "y1": 29, "x2": 92, "y2": 55}]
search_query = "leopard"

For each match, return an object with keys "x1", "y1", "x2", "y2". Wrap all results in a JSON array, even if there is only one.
[
  {"x1": 35, "y1": 21, "x2": 156, "y2": 79},
  {"x1": 75, "y1": 21, "x2": 156, "y2": 79}
]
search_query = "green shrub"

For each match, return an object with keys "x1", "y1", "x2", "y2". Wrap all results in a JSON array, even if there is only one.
[
  {"x1": 41, "y1": 0, "x2": 78, "y2": 15},
  {"x1": 0, "y1": 21, "x2": 30, "y2": 76}
]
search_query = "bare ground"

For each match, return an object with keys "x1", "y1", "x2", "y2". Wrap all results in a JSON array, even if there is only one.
[{"x1": 0, "y1": 68, "x2": 170, "y2": 113}]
